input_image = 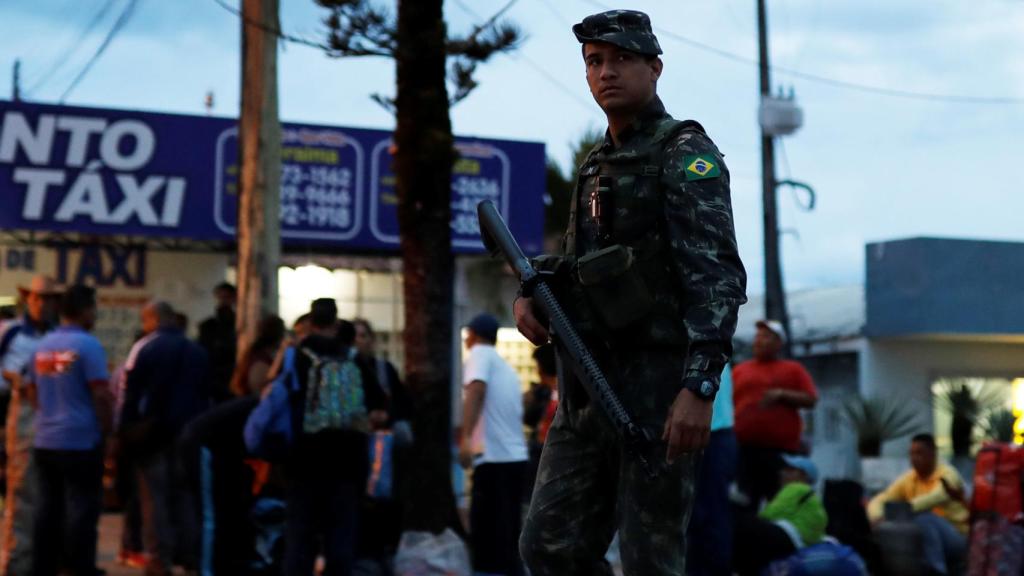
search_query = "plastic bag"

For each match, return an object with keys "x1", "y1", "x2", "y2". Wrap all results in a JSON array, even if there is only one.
[{"x1": 393, "y1": 529, "x2": 471, "y2": 576}]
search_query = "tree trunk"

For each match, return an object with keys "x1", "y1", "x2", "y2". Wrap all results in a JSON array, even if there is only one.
[
  {"x1": 237, "y1": 0, "x2": 281, "y2": 363},
  {"x1": 395, "y1": 0, "x2": 457, "y2": 533}
]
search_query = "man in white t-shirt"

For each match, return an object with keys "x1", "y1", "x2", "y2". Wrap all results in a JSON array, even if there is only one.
[{"x1": 459, "y1": 313, "x2": 528, "y2": 576}]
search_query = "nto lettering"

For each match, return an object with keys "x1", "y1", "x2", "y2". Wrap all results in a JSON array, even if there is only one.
[
  {"x1": 1, "y1": 112, "x2": 155, "y2": 169},
  {"x1": 1, "y1": 111, "x2": 184, "y2": 227}
]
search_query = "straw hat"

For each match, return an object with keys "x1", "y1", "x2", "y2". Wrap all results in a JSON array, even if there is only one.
[{"x1": 16, "y1": 275, "x2": 64, "y2": 297}]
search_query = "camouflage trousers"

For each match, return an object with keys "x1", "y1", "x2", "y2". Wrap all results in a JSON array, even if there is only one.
[
  {"x1": 520, "y1": 349, "x2": 697, "y2": 576},
  {"x1": 1, "y1": 389, "x2": 36, "y2": 576}
]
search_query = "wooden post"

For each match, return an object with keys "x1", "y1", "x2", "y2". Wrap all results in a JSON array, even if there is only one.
[{"x1": 236, "y1": 0, "x2": 281, "y2": 364}]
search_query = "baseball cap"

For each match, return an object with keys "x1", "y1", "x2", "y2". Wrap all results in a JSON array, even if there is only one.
[
  {"x1": 756, "y1": 319, "x2": 787, "y2": 343},
  {"x1": 781, "y1": 454, "x2": 818, "y2": 485},
  {"x1": 466, "y1": 313, "x2": 499, "y2": 342},
  {"x1": 573, "y1": 10, "x2": 663, "y2": 56}
]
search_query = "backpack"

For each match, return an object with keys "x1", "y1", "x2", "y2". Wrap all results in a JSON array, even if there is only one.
[
  {"x1": 763, "y1": 541, "x2": 868, "y2": 576},
  {"x1": 299, "y1": 348, "x2": 369, "y2": 434}
]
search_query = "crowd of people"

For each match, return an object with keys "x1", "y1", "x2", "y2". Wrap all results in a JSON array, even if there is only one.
[
  {"x1": 0, "y1": 276, "x2": 417, "y2": 575},
  {"x1": 0, "y1": 274, "x2": 978, "y2": 576}
]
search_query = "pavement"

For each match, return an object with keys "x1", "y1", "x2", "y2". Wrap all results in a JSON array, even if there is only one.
[{"x1": 98, "y1": 513, "x2": 139, "y2": 576}]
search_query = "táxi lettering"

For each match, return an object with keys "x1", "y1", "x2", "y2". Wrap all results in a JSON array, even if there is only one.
[
  {"x1": 0, "y1": 111, "x2": 185, "y2": 228},
  {"x1": 54, "y1": 244, "x2": 147, "y2": 288}
]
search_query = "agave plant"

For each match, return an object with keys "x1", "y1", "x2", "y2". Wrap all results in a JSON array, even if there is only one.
[
  {"x1": 843, "y1": 395, "x2": 923, "y2": 457},
  {"x1": 984, "y1": 409, "x2": 1018, "y2": 444},
  {"x1": 933, "y1": 378, "x2": 1008, "y2": 457}
]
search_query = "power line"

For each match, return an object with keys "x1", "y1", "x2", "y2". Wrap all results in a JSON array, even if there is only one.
[
  {"x1": 453, "y1": 0, "x2": 597, "y2": 115},
  {"x1": 514, "y1": 53, "x2": 596, "y2": 113},
  {"x1": 535, "y1": 0, "x2": 573, "y2": 28},
  {"x1": 210, "y1": 0, "x2": 331, "y2": 50},
  {"x1": 59, "y1": 0, "x2": 141, "y2": 102},
  {"x1": 581, "y1": 0, "x2": 1024, "y2": 105},
  {"x1": 27, "y1": 0, "x2": 122, "y2": 96}
]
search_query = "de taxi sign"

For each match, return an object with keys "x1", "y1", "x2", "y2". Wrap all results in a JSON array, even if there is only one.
[{"x1": 0, "y1": 100, "x2": 545, "y2": 254}]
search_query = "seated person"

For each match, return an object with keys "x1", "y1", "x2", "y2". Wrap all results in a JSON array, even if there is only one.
[
  {"x1": 734, "y1": 454, "x2": 828, "y2": 576},
  {"x1": 867, "y1": 433, "x2": 968, "y2": 576}
]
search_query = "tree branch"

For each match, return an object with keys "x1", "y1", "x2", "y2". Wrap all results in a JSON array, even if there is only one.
[{"x1": 317, "y1": 0, "x2": 396, "y2": 57}]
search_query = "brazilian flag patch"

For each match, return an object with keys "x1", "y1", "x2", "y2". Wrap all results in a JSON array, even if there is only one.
[{"x1": 682, "y1": 154, "x2": 721, "y2": 181}]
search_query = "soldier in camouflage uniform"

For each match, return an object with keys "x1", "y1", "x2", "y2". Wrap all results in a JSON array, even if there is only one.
[{"x1": 514, "y1": 10, "x2": 747, "y2": 576}]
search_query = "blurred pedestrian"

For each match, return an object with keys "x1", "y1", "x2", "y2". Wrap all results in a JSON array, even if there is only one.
[
  {"x1": 733, "y1": 320, "x2": 817, "y2": 512},
  {"x1": 292, "y1": 313, "x2": 312, "y2": 342},
  {"x1": 522, "y1": 343, "x2": 557, "y2": 498},
  {"x1": 179, "y1": 394, "x2": 262, "y2": 575},
  {"x1": 231, "y1": 315, "x2": 286, "y2": 397},
  {"x1": 687, "y1": 364, "x2": 738, "y2": 576},
  {"x1": 198, "y1": 282, "x2": 236, "y2": 402},
  {"x1": 27, "y1": 284, "x2": 113, "y2": 576},
  {"x1": 459, "y1": 313, "x2": 527, "y2": 576},
  {"x1": 284, "y1": 299, "x2": 388, "y2": 576},
  {"x1": 733, "y1": 455, "x2": 827, "y2": 576},
  {"x1": 114, "y1": 327, "x2": 158, "y2": 569},
  {"x1": 868, "y1": 434, "x2": 967, "y2": 575},
  {"x1": 0, "y1": 275, "x2": 61, "y2": 575},
  {"x1": 121, "y1": 301, "x2": 210, "y2": 575},
  {"x1": 352, "y1": 318, "x2": 413, "y2": 574}
]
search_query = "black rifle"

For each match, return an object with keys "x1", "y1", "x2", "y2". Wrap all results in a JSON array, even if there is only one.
[{"x1": 476, "y1": 200, "x2": 666, "y2": 480}]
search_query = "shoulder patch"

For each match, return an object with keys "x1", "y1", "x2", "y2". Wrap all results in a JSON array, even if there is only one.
[{"x1": 682, "y1": 154, "x2": 721, "y2": 181}]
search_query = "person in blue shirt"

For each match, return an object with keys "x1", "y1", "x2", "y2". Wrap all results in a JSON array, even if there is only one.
[
  {"x1": 0, "y1": 274, "x2": 61, "y2": 576},
  {"x1": 687, "y1": 364, "x2": 738, "y2": 576},
  {"x1": 25, "y1": 284, "x2": 112, "y2": 576}
]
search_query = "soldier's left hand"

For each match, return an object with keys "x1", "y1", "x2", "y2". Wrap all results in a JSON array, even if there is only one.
[{"x1": 662, "y1": 388, "x2": 712, "y2": 462}]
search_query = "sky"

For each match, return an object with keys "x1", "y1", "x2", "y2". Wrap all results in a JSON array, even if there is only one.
[{"x1": 3, "y1": 0, "x2": 1023, "y2": 296}]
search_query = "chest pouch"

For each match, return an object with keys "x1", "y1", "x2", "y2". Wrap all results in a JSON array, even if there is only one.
[{"x1": 576, "y1": 244, "x2": 653, "y2": 330}]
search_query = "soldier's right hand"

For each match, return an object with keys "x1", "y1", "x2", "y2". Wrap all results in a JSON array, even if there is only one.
[{"x1": 514, "y1": 297, "x2": 550, "y2": 345}]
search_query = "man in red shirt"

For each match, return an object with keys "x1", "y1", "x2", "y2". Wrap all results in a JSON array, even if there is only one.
[{"x1": 733, "y1": 320, "x2": 817, "y2": 512}]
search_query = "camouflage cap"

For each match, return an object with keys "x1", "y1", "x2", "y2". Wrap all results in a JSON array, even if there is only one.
[{"x1": 573, "y1": 10, "x2": 662, "y2": 56}]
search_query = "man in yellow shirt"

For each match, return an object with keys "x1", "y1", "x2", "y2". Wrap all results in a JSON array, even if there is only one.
[{"x1": 868, "y1": 434, "x2": 968, "y2": 575}]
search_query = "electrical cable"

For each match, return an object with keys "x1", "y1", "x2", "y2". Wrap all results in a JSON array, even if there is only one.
[
  {"x1": 581, "y1": 0, "x2": 1024, "y2": 105},
  {"x1": 26, "y1": 0, "x2": 122, "y2": 96},
  {"x1": 59, "y1": 0, "x2": 141, "y2": 102}
]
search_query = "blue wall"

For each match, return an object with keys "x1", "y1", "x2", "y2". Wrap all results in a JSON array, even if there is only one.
[{"x1": 866, "y1": 237, "x2": 1024, "y2": 337}]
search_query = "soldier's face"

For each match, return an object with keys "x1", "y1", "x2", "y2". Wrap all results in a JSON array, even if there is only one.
[{"x1": 584, "y1": 43, "x2": 662, "y2": 115}]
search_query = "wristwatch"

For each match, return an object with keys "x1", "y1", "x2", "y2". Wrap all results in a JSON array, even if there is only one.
[{"x1": 682, "y1": 375, "x2": 719, "y2": 401}]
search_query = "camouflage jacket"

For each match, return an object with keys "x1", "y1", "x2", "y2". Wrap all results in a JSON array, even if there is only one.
[{"x1": 562, "y1": 96, "x2": 747, "y2": 382}]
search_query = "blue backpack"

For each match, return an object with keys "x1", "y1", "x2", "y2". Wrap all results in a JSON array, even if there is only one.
[
  {"x1": 763, "y1": 541, "x2": 868, "y2": 576},
  {"x1": 243, "y1": 348, "x2": 299, "y2": 459}
]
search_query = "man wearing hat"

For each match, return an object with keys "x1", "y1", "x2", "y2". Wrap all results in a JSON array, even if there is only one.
[
  {"x1": 0, "y1": 275, "x2": 61, "y2": 574},
  {"x1": 732, "y1": 320, "x2": 817, "y2": 514},
  {"x1": 514, "y1": 9, "x2": 747, "y2": 575},
  {"x1": 459, "y1": 313, "x2": 527, "y2": 576}
]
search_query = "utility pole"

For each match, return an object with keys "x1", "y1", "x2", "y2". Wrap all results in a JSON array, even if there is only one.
[
  {"x1": 757, "y1": 0, "x2": 792, "y2": 349},
  {"x1": 236, "y1": 0, "x2": 281, "y2": 365},
  {"x1": 12, "y1": 60, "x2": 21, "y2": 101}
]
